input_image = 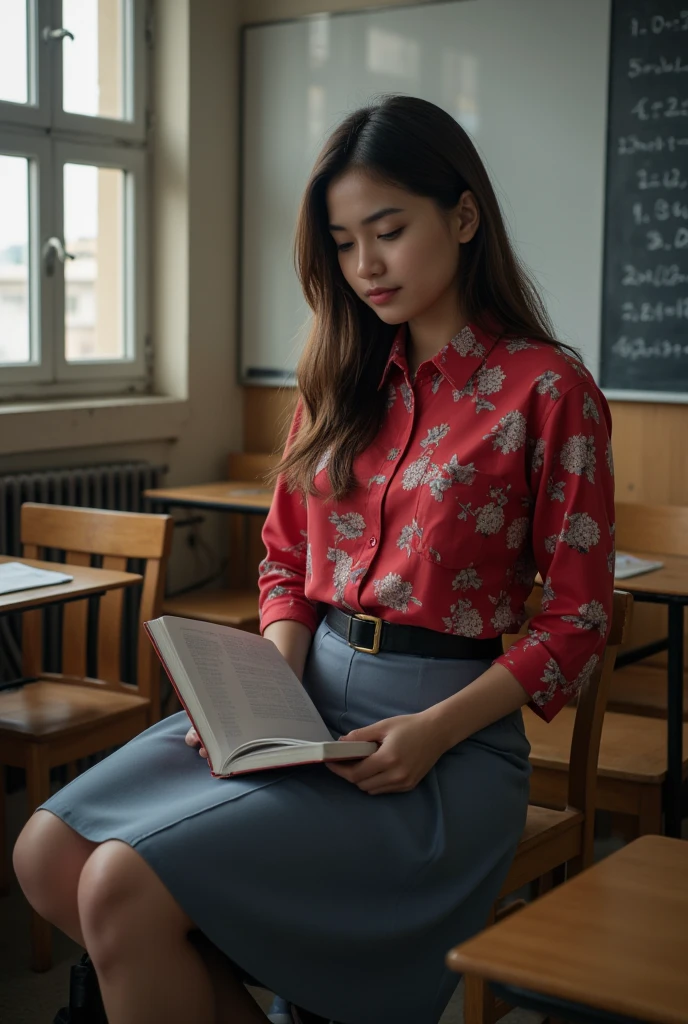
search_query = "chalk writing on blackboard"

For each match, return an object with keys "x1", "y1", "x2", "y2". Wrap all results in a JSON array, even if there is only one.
[{"x1": 600, "y1": 1, "x2": 688, "y2": 395}]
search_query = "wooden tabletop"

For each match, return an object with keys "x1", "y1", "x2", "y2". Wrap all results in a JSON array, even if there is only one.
[
  {"x1": 533, "y1": 551, "x2": 688, "y2": 601},
  {"x1": 0, "y1": 556, "x2": 142, "y2": 614},
  {"x1": 614, "y1": 552, "x2": 688, "y2": 600},
  {"x1": 446, "y1": 835, "x2": 688, "y2": 1024},
  {"x1": 144, "y1": 480, "x2": 274, "y2": 513}
]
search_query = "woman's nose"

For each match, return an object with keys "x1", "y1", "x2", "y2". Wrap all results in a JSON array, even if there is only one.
[{"x1": 357, "y1": 246, "x2": 384, "y2": 279}]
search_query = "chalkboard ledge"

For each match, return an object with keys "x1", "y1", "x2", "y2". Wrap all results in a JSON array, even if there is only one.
[{"x1": 602, "y1": 389, "x2": 688, "y2": 406}]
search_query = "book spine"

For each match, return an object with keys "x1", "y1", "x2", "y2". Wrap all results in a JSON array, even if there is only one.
[{"x1": 143, "y1": 622, "x2": 215, "y2": 775}]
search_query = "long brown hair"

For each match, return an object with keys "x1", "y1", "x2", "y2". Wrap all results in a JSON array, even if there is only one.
[{"x1": 276, "y1": 95, "x2": 575, "y2": 501}]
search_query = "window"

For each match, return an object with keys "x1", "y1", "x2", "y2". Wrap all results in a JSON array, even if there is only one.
[{"x1": 0, "y1": 0, "x2": 151, "y2": 399}]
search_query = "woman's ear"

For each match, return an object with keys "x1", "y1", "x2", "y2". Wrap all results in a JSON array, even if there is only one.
[{"x1": 455, "y1": 190, "x2": 480, "y2": 244}]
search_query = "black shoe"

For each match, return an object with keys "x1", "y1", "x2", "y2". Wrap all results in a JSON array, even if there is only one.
[{"x1": 53, "y1": 954, "x2": 108, "y2": 1024}]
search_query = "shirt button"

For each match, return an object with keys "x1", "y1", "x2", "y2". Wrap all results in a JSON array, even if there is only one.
[{"x1": 369, "y1": 537, "x2": 377, "y2": 547}]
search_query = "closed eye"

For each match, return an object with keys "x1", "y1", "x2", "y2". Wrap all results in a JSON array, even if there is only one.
[{"x1": 336, "y1": 228, "x2": 403, "y2": 253}]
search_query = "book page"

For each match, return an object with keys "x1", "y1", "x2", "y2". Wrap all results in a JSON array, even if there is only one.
[{"x1": 162, "y1": 617, "x2": 333, "y2": 755}]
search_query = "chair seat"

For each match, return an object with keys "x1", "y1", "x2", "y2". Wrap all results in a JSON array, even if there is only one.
[
  {"x1": 162, "y1": 587, "x2": 259, "y2": 628},
  {"x1": 500, "y1": 805, "x2": 583, "y2": 895},
  {"x1": 608, "y1": 663, "x2": 688, "y2": 720},
  {"x1": 524, "y1": 706, "x2": 688, "y2": 784},
  {"x1": 0, "y1": 679, "x2": 150, "y2": 740},
  {"x1": 518, "y1": 804, "x2": 583, "y2": 850}
]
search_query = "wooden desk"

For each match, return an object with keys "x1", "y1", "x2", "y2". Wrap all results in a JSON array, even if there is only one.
[
  {"x1": 0, "y1": 555, "x2": 142, "y2": 616},
  {"x1": 143, "y1": 480, "x2": 275, "y2": 635},
  {"x1": 143, "y1": 481, "x2": 273, "y2": 515},
  {"x1": 447, "y1": 835, "x2": 688, "y2": 1024},
  {"x1": 144, "y1": 480, "x2": 274, "y2": 608},
  {"x1": 613, "y1": 553, "x2": 688, "y2": 838}
]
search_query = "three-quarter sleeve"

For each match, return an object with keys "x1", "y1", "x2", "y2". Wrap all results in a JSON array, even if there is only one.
[
  {"x1": 258, "y1": 402, "x2": 319, "y2": 635},
  {"x1": 494, "y1": 381, "x2": 616, "y2": 722}
]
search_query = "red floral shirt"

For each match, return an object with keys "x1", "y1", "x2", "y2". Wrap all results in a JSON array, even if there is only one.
[{"x1": 258, "y1": 323, "x2": 615, "y2": 723}]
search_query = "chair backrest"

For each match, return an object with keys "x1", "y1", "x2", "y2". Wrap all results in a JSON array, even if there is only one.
[
  {"x1": 503, "y1": 587, "x2": 632, "y2": 861},
  {"x1": 615, "y1": 502, "x2": 688, "y2": 558},
  {"x1": 20, "y1": 503, "x2": 174, "y2": 718}
]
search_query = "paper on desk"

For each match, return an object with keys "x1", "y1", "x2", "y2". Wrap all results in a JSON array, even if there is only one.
[
  {"x1": 614, "y1": 552, "x2": 664, "y2": 580},
  {"x1": 0, "y1": 561, "x2": 74, "y2": 596}
]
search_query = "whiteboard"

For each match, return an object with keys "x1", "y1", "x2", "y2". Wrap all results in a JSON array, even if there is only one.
[{"x1": 240, "y1": 0, "x2": 611, "y2": 385}]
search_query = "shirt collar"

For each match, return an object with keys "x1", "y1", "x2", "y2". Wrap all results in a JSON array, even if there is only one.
[{"x1": 377, "y1": 321, "x2": 501, "y2": 393}]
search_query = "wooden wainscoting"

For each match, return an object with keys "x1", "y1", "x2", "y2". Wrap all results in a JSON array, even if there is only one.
[{"x1": 609, "y1": 401, "x2": 688, "y2": 671}]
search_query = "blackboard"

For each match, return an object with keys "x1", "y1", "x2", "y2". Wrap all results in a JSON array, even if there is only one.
[{"x1": 600, "y1": 1, "x2": 688, "y2": 398}]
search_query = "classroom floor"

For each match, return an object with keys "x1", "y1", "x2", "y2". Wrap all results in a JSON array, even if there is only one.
[{"x1": 5, "y1": 782, "x2": 678, "y2": 1024}]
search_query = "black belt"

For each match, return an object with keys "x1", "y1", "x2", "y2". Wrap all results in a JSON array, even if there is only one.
[{"x1": 325, "y1": 606, "x2": 503, "y2": 660}]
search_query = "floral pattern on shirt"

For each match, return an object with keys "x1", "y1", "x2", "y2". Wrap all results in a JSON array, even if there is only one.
[{"x1": 258, "y1": 322, "x2": 615, "y2": 723}]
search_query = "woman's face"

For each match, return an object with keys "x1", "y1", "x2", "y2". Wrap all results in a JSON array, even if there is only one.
[{"x1": 326, "y1": 169, "x2": 479, "y2": 328}]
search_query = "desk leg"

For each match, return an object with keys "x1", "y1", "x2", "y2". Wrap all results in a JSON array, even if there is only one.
[{"x1": 665, "y1": 603, "x2": 685, "y2": 838}]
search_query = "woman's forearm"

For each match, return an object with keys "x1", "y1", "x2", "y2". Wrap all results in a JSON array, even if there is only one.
[
  {"x1": 421, "y1": 662, "x2": 531, "y2": 751},
  {"x1": 262, "y1": 619, "x2": 313, "y2": 682}
]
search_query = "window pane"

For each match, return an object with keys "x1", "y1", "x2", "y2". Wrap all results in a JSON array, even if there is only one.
[
  {"x1": 62, "y1": 0, "x2": 125, "y2": 120},
  {"x1": 0, "y1": 155, "x2": 31, "y2": 365},
  {"x1": 0, "y1": 0, "x2": 29, "y2": 104},
  {"x1": 64, "y1": 163, "x2": 125, "y2": 361}
]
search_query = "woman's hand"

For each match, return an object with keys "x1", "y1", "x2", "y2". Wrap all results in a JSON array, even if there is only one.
[
  {"x1": 326, "y1": 712, "x2": 448, "y2": 795},
  {"x1": 185, "y1": 725, "x2": 208, "y2": 760}
]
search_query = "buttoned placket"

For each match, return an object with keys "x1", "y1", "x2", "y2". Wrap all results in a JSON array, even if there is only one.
[
  {"x1": 343, "y1": 328, "x2": 497, "y2": 612},
  {"x1": 347, "y1": 367, "x2": 420, "y2": 612}
]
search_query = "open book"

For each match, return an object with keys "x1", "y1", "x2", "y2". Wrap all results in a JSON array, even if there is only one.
[
  {"x1": 614, "y1": 552, "x2": 664, "y2": 580},
  {"x1": 144, "y1": 615, "x2": 377, "y2": 777}
]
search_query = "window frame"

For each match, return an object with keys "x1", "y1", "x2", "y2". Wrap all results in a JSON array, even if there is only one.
[
  {"x1": 0, "y1": 0, "x2": 151, "y2": 401},
  {"x1": 53, "y1": 139, "x2": 148, "y2": 385},
  {"x1": 0, "y1": 130, "x2": 54, "y2": 387},
  {"x1": 51, "y1": 0, "x2": 148, "y2": 143}
]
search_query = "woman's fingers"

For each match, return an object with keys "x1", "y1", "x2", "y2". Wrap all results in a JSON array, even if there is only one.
[{"x1": 185, "y1": 726, "x2": 200, "y2": 747}]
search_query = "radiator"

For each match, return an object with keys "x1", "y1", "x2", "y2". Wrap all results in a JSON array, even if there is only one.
[{"x1": 0, "y1": 461, "x2": 167, "y2": 684}]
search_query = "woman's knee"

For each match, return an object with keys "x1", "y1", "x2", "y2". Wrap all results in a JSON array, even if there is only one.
[
  {"x1": 77, "y1": 841, "x2": 195, "y2": 969},
  {"x1": 13, "y1": 810, "x2": 97, "y2": 919}
]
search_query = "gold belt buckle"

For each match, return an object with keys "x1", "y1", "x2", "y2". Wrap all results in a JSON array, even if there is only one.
[{"x1": 347, "y1": 613, "x2": 382, "y2": 655}]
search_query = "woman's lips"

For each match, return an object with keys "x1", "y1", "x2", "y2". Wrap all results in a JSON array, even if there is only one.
[{"x1": 367, "y1": 288, "x2": 400, "y2": 306}]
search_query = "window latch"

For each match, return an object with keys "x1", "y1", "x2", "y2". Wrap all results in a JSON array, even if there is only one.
[
  {"x1": 42, "y1": 237, "x2": 76, "y2": 278},
  {"x1": 42, "y1": 27, "x2": 75, "y2": 44}
]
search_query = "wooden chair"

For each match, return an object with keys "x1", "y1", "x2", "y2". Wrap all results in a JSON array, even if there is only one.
[
  {"x1": 161, "y1": 452, "x2": 281, "y2": 634},
  {"x1": 460, "y1": 587, "x2": 632, "y2": 1024},
  {"x1": 290, "y1": 589, "x2": 632, "y2": 1024},
  {"x1": 526, "y1": 707, "x2": 688, "y2": 838},
  {"x1": 0, "y1": 502, "x2": 173, "y2": 971},
  {"x1": 525, "y1": 502, "x2": 688, "y2": 838},
  {"x1": 607, "y1": 502, "x2": 688, "y2": 720}
]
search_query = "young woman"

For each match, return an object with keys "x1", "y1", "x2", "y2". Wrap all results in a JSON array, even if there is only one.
[{"x1": 14, "y1": 95, "x2": 615, "y2": 1024}]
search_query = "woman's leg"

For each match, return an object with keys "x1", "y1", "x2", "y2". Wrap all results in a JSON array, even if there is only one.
[
  {"x1": 13, "y1": 809, "x2": 98, "y2": 945},
  {"x1": 77, "y1": 839, "x2": 268, "y2": 1024}
]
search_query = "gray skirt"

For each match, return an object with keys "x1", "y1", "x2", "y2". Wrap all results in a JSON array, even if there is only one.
[{"x1": 40, "y1": 618, "x2": 531, "y2": 1024}]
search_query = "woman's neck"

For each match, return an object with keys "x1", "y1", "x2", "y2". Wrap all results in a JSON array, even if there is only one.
[
  {"x1": 406, "y1": 310, "x2": 469, "y2": 379},
  {"x1": 405, "y1": 279, "x2": 468, "y2": 377}
]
